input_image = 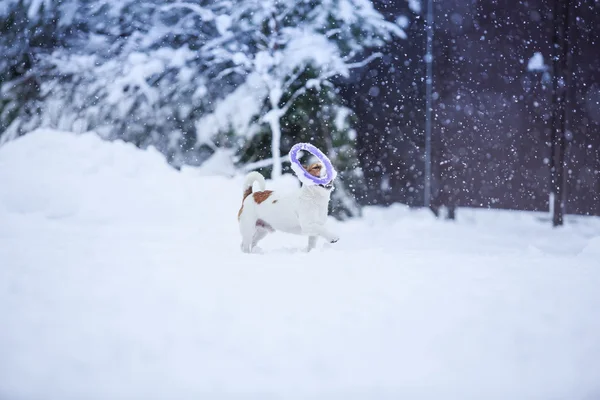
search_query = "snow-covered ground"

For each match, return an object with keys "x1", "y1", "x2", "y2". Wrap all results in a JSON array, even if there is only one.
[{"x1": 1, "y1": 129, "x2": 599, "y2": 400}]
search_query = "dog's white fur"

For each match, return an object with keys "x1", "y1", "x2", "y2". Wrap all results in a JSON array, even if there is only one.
[{"x1": 238, "y1": 167, "x2": 338, "y2": 253}]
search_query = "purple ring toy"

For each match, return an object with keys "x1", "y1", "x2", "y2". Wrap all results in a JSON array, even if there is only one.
[{"x1": 288, "y1": 143, "x2": 337, "y2": 185}]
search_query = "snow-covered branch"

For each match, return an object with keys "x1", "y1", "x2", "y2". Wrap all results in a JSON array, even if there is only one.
[
  {"x1": 280, "y1": 85, "x2": 309, "y2": 115},
  {"x1": 282, "y1": 68, "x2": 305, "y2": 92},
  {"x1": 215, "y1": 66, "x2": 246, "y2": 80},
  {"x1": 188, "y1": 0, "x2": 408, "y2": 178},
  {"x1": 160, "y1": 3, "x2": 215, "y2": 21},
  {"x1": 241, "y1": 157, "x2": 290, "y2": 172},
  {"x1": 345, "y1": 52, "x2": 384, "y2": 70}
]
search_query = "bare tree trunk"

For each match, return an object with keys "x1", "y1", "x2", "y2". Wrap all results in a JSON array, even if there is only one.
[
  {"x1": 550, "y1": 0, "x2": 571, "y2": 227},
  {"x1": 265, "y1": 80, "x2": 284, "y2": 180},
  {"x1": 269, "y1": 114, "x2": 282, "y2": 179}
]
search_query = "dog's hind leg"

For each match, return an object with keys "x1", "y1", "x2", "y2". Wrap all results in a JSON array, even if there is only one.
[
  {"x1": 239, "y1": 210, "x2": 257, "y2": 253},
  {"x1": 240, "y1": 227, "x2": 256, "y2": 253},
  {"x1": 252, "y1": 228, "x2": 269, "y2": 248},
  {"x1": 307, "y1": 236, "x2": 318, "y2": 252}
]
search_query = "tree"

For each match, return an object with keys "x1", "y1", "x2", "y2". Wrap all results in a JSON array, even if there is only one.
[
  {"x1": 0, "y1": 0, "x2": 63, "y2": 141},
  {"x1": 1, "y1": 0, "x2": 226, "y2": 166},
  {"x1": 192, "y1": 0, "x2": 406, "y2": 179},
  {"x1": 0, "y1": 0, "x2": 411, "y2": 219}
]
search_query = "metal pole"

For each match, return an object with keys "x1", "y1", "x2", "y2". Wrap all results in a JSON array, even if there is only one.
[
  {"x1": 424, "y1": 0, "x2": 434, "y2": 207},
  {"x1": 551, "y1": 0, "x2": 571, "y2": 227}
]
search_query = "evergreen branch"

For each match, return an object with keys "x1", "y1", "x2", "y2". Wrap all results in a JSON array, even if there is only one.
[
  {"x1": 344, "y1": 52, "x2": 383, "y2": 70},
  {"x1": 325, "y1": 28, "x2": 342, "y2": 38},
  {"x1": 282, "y1": 68, "x2": 304, "y2": 92},
  {"x1": 215, "y1": 66, "x2": 245, "y2": 80},
  {"x1": 280, "y1": 85, "x2": 308, "y2": 115},
  {"x1": 160, "y1": 3, "x2": 215, "y2": 21}
]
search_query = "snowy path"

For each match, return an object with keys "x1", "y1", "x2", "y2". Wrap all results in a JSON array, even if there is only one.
[{"x1": 1, "y1": 130, "x2": 600, "y2": 399}]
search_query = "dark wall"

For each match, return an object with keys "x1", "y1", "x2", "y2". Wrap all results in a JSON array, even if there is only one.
[
  {"x1": 432, "y1": 0, "x2": 555, "y2": 211},
  {"x1": 565, "y1": 0, "x2": 600, "y2": 216},
  {"x1": 340, "y1": 0, "x2": 426, "y2": 206},
  {"x1": 345, "y1": 0, "x2": 600, "y2": 216}
]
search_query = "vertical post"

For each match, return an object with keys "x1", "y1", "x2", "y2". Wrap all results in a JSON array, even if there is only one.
[
  {"x1": 550, "y1": 0, "x2": 571, "y2": 227},
  {"x1": 424, "y1": 0, "x2": 434, "y2": 207}
]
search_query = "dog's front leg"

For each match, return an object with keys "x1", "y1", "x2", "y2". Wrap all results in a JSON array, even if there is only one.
[{"x1": 301, "y1": 222, "x2": 339, "y2": 244}]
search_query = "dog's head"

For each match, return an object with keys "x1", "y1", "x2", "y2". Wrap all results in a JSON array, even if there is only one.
[{"x1": 304, "y1": 162, "x2": 334, "y2": 190}]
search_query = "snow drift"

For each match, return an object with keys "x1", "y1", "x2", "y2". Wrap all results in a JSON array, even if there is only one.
[{"x1": 1, "y1": 129, "x2": 600, "y2": 400}]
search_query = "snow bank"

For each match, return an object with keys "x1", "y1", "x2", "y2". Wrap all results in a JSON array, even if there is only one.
[
  {"x1": 1, "y1": 130, "x2": 600, "y2": 400},
  {"x1": 580, "y1": 236, "x2": 600, "y2": 257},
  {"x1": 0, "y1": 129, "x2": 239, "y2": 225}
]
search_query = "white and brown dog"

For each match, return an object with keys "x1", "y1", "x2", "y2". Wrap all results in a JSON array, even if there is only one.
[{"x1": 237, "y1": 163, "x2": 339, "y2": 253}]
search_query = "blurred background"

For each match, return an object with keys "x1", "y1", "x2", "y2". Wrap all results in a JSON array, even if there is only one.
[{"x1": 1, "y1": 0, "x2": 598, "y2": 222}]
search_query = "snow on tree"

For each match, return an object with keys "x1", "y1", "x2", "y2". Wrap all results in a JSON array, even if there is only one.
[
  {"x1": 0, "y1": 0, "x2": 64, "y2": 141},
  {"x1": 1, "y1": 0, "x2": 225, "y2": 166},
  {"x1": 192, "y1": 0, "x2": 407, "y2": 179}
]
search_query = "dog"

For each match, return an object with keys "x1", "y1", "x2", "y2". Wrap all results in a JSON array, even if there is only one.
[{"x1": 237, "y1": 163, "x2": 339, "y2": 253}]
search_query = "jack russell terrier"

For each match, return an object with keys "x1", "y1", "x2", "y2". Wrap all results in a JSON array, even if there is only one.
[{"x1": 237, "y1": 163, "x2": 339, "y2": 253}]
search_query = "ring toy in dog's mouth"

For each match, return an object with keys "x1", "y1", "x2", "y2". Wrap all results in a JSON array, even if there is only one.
[{"x1": 289, "y1": 143, "x2": 337, "y2": 186}]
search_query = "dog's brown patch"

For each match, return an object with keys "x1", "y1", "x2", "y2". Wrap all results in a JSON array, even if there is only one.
[
  {"x1": 306, "y1": 162, "x2": 323, "y2": 178},
  {"x1": 252, "y1": 190, "x2": 274, "y2": 204},
  {"x1": 242, "y1": 187, "x2": 253, "y2": 201},
  {"x1": 237, "y1": 186, "x2": 254, "y2": 220}
]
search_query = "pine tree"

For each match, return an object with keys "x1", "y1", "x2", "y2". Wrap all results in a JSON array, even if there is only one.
[
  {"x1": 193, "y1": 0, "x2": 406, "y2": 217},
  {"x1": 0, "y1": 0, "x2": 62, "y2": 142},
  {"x1": 1, "y1": 0, "x2": 223, "y2": 166}
]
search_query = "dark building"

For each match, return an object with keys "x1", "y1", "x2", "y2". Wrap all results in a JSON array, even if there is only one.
[{"x1": 344, "y1": 0, "x2": 600, "y2": 217}]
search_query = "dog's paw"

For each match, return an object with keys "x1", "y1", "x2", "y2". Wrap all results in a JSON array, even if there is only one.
[
  {"x1": 240, "y1": 243, "x2": 253, "y2": 253},
  {"x1": 253, "y1": 246, "x2": 265, "y2": 254}
]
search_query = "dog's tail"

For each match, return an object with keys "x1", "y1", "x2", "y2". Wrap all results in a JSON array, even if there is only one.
[{"x1": 242, "y1": 171, "x2": 266, "y2": 201}]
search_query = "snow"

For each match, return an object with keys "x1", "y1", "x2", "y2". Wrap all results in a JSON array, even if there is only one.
[
  {"x1": 580, "y1": 236, "x2": 600, "y2": 256},
  {"x1": 408, "y1": 0, "x2": 422, "y2": 14},
  {"x1": 192, "y1": 0, "x2": 406, "y2": 179},
  {"x1": 27, "y1": 0, "x2": 48, "y2": 19},
  {"x1": 1, "y1": 129, "x2": 600, "y2": 399},
  {"x1": 283, "y1": 32, "x2": 348, "y2": 77},
  {"x1": 527, "y1": 52, "x2": 547, "y2": 72},
  {"x1": 215, "y1": 14, "x2": 232, "y2": 35},
  {"x1": 395, "y1": 15, "x2": 410, "y2": 29},
  {"x1": 334, "y1": 106, "x2": 352, "y2": 131},
  {"x1": 195, "y1": 73, "x2": 267, "y2": 144}
]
